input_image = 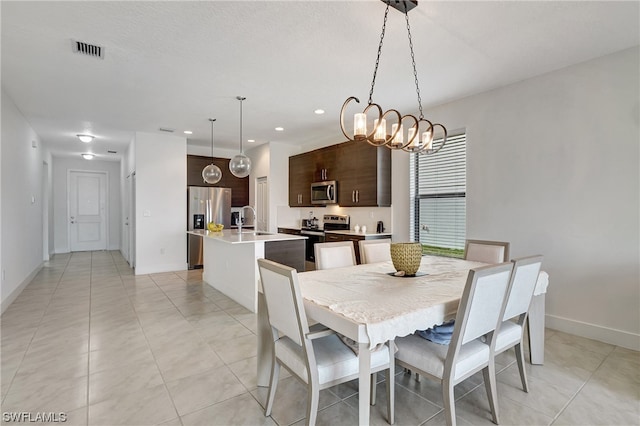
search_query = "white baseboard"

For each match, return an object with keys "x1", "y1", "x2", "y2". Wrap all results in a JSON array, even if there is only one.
[
  {"x1": 1, "y1": 263, "x2": 43, "y2": 314},
  {"x1": 134, "y1": 262, "x2": 188, "y2": 275},
  {"x1": 546, "y1": 314, "x2": 640, "y2": 351}
]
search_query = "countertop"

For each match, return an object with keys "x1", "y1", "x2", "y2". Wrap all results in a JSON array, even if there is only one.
[
  {"x1": 188, "y1": 229, "x2": 307, "y2": 244},
  {"x1": 277, "y1": 227, "x2": 391, "y2": 237}
]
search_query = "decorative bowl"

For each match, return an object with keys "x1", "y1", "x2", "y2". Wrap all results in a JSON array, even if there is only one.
[
  {"x1": 207, "y1": 223, "x2": 224, "y2": 232},
  {"x1": 390, "y1": 242, "x2": 422, "y2": 276}
]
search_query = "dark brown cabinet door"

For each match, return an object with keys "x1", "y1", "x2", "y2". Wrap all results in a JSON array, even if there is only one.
[
  {"x1": 186, "y1": 155, "x2": 249, "y2": 206},
  {"x1": 313, "y1": 145, "x2": 337, "y2": 182},
  {"x1": 289, "y1": 153, "x2": 315, "y2": 206},
  {"x1": 336, "y1": 141, "x2": 391, "y2": 207}
]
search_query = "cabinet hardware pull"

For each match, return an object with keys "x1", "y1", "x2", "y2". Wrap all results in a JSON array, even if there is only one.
[{"x1": 356, "y1": 190, "x2": 359, "y2": 203}]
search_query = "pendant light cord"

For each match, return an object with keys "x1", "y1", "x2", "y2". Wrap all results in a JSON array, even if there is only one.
[
  {"x1": 209, "y1": 118, "x2": 216, "y2": 158},
  {"x1": 236, "y1": 96, "x2": 246, "y2": 154},
  {"x1": 368, "y1": 3, "x2": 390, "y2": 106}
]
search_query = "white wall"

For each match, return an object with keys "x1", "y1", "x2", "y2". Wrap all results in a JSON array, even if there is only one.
[
  {"x1": 393, "y1": 47, "x2": 640, "y2": 349},
  {"x1": 52, "y1": 157, "x2": 121, "y2": 253},
  {"x1": 0, "y1": 90, "x2": 45, "y2": 311},
  {"x1": 134, "y1": 132, "x2": 187, "y2": 274}
]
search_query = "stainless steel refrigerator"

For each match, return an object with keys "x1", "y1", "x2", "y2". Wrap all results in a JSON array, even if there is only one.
[{"x1": 187, "y1": 186, "x2": 232, "y2": 269}]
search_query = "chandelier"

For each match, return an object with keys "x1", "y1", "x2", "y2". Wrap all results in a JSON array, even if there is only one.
[{"x1": 339, "y1": 0, "x2": 447, "y2": 154}]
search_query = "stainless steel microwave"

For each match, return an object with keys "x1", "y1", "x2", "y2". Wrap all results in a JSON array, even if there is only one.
[{"x1": 311, "y1": 181, "x2": 337, "y2": 205}]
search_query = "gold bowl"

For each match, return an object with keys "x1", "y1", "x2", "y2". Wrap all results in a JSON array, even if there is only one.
[{"x1": 390, "y1": 242, "x2": 422, "y2": 276}]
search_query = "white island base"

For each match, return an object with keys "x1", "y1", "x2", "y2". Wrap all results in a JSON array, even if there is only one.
[{"x1": 198, "y1": 230, "x2": 306, "y2": 313}]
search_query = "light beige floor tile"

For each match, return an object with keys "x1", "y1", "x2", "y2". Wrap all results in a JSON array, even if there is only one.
[
  {"x1": 157, "y1": 417, "x2": 183, "y2": 426},
  {"x1": 89, "y1": 344, "x2": 156, "y2": 374},
  {"x1": 592, "y1": 346, "x2": 640, "y2": 385},
  {"x1": 180, "y1": 392, "x2": 275, "y2": 426},
  {"x1": 188, "y1": 311, "x2": 237, "y2": 329},
  {"x1": 553, "y1": 374, "x2": 640, "y2": 425},
  {"x1": 227, "y1": 356, "x2": 259, "y2": 390},
  {"x1": 165, "y1": 367, "x2": 246, "y2": 416},
  {"x1": 88, "y1": 383, "x2": 177, "y2": 426},
  {"x1": 198, "y1": 320, "x2": 253, "y2": 344},
  {"x1": 209, "y1": 334, "x2": 257, "y2": 365},
  {"x1": 3, "y1": 375, "x2": 88, "y2": 414},
  {"x1": 394, "y1": 368, "x2": 484, "y2": 408},
  {"x1": 152, "y1": 341, "x2": 224, "y2": 383},
  {"x1": 252, "y1": 376, "x2": 341, "y2": 426},
  {"x1": 88, "y1": 359, "x2": 164, "y2": 405}
]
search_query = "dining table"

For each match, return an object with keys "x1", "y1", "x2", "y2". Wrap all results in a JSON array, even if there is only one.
[{"x1": 256, "y1": 255, "x2": 549, "y2": 425}]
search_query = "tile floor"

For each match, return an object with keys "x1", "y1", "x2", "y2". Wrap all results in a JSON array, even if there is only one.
[{"x1": 1, "y1": 251, "x2": 638, "y2": 425}]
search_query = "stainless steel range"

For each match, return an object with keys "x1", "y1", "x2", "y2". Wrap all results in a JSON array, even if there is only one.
[{"x1": 300, "y1": 214, "x2": 350, "y2": 263}]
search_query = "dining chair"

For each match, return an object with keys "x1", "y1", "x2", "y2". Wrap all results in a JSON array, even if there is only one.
[
  {"x1": 394, "y1": 262, "x2": 514, "y2": 426},
  {"x1": 493, "y1": 255, "x2": 543, "y2": 392},
  {"x1": 257, "y1": 258, "x2": 395, "y2": 425},
  {"x1": 314, "y1": 241, "x2": 356, "y2": 270},
  {"x1": 359, "y1": 238, "x2": 392, "y2": 264},
  {"x1": 464, "y1": 239, "x2": 510, "y2": 264}
]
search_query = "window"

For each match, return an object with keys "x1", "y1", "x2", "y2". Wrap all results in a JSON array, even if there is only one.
[{"x1": 410, "y1": 132, "x2": 466, "y2": 257}]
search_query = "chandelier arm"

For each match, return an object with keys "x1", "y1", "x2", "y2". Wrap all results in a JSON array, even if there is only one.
[
  {"x1": 340, "y1": 96, "x2": 360, "y2": 141},
  {"x1": 402, "y1": 118, "x2": 433, "y2": 153},
  {"x1": 368, "y1": 3, "x2": 390, "y2": 105},
  {"x1": 405, "y1": 11, "x2": 424, "y2": 120},
  {"x1": 393, "y1": 114, "x2": 419, "y2": 150}
]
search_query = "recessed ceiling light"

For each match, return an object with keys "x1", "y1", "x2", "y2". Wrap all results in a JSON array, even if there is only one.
[
  {"x1": 81, "y1": 153, "x2": 95, "y2": 160},
  {"x1": 275, "y1": 127, "x2": 284, "y2": 132},
  {"x1": 183, "y1": 130, "x2": 193, "y2": 135},
  {"x1": 77, "y1": 134, "x2": 94, "y2": 143},
  {"x1": 314, "y1": 109, "x2": 325, "y2": 115},
  {"x1": 247, "y1": 139, "x2": 255, "y2": 143}
]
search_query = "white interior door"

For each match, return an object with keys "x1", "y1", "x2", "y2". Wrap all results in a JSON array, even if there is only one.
[
  {"x1": 129, "y1": 172, "x2": 136, "y2": 268},
  {"x1": 256, "y1": 177, "x2": 268, "y2": 232},
  {"x1": 69, "y1": 171, "x2": 107, "y2": 252}
]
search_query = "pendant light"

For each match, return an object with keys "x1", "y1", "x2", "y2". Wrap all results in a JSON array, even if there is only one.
[
  {"x1": 202, "y1": 118, "x2": 223, "y2": 184},
  {"x1": 229, "y1": 96, "x2": 252, "y2": 178},
  {"x1": 339, "y1": 0, "x2": 447, "y2": 155}
]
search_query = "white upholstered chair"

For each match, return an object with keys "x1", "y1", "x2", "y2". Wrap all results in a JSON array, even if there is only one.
[
  {"x1": 395, "y1": 262, "x2": 514, "y2": 426},
  {"x1": 494, "y1": 255, "x2": 543, "y2": 392},
  {"x1": 314, "y1": 241, "x2": 356, "y2": 270},
  {"x1": 359, "y1": 239, "x2": 392, "y2": 264},
  {"x1": 464, "y1": 239, "x2": 510, "y2": 264},
  {"x1": 257, "y1": 258, "x2": 395, "y2": 425}
]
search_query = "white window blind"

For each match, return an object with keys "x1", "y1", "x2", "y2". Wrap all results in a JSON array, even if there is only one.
[{"x1": 410, "y1": 133, "x2": 466, "y2": 254}]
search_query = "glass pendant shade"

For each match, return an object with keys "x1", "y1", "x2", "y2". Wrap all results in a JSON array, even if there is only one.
[
  {"x1": 202, "y1": 118, "x2": 222, "y2": 184},
  {"x1": 390, "y1": 123, "x2": 403, "y2": 147},
  {"x1": 229, "y1": 153, "x2": 251, "y2": 178},
  {"x1": 373, "y1": 118, "x2": 386, "y2": 143},
  {"x1": 202, "y1": 163, "x2": 222, "y2": 184},
  {"x1": 354, "y1": 113, "x2": 367, "y2": 140}
]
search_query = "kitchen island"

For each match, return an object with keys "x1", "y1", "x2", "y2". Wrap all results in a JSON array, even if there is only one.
[{"x1": 189, "y1": 229, "x2": 306, "y2": 312}]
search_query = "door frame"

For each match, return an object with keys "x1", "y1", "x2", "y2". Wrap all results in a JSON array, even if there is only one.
[
  {"x1": 256, "y1": 176, "x2": 269, "y2": 232},
  {"x1": 67, "y1": 169, "x2": 109, "y2": 252}
]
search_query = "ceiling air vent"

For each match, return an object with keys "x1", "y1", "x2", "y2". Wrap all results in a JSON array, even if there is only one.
[
  {"x1": 107, "y1": 150, "x2": 117, "y2": 154},
  {"x1": 72, "y1": 40, "x2": 105, "y2": 59},
  {"x1": 159, "y1": 127, "x2": 175, "y2": 133}
]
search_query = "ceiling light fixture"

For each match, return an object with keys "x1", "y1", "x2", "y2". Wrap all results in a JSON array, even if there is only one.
[
  {"x1": 314, "y1": 109, "x2": 325, "y2": 115},
  {"x1": 202, "y1": 118, "x2": 222, "y2": 184},
  {"x1": 77, "y1": 134, "x2": 94, "y2": 143},
  {"x1": 339, "y1": 0, "x2": 447, "y2": 154},
  {"x1": 184, "y1": 130, "x2": 193, "y2": 135},
  {"x1": 247, "y1": 139, "x2": 255, "y2": 143},
  {"x1": 275, "y1": 127, "x2": 284, "y2": 132},
  {"x1": 229, "y1": 96, "x2": 252, "y2": 178},
  {"x1": 81, "y1": 153, "x2": 95, "y2": 160}
]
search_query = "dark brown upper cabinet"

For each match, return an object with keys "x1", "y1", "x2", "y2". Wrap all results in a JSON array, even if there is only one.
[
  {"x1": 336, "y1": 140, "x2": 391, "y2": 207},
  {"x1": 186, "y1": 155, "x2": 249, "y2": 207}
]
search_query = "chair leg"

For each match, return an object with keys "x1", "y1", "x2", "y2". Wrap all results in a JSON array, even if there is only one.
[
  {"x1": 442, "y1": 378, "x2": 456, "y2": 426},
  {"x1": 482, "y1": 363, "x2": 500, "y2": 425},
  {"x1": 265, "y1": 361, "x2": 280, "y2": 416},
  {"x1": 370, "y1": 372, "x2": 377, "y2": 405},
  {"x1": 306, "y1": 383, "x2": 319, "y2": 426},
  {"x1": 514, "y1": 342, "x2": 529, "y2": 392}
]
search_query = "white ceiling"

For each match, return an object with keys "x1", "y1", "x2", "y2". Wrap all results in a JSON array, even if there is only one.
[{"x1": 2, "y1": 1, "x2": 638, "y2": 161}]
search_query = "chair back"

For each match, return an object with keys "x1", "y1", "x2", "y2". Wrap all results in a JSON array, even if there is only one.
[
  {"x1": 453, "y1": 262, "x2": 514, "y2": 346},
  {"x1": 359, "y1": 239, "x2": 392, "y2": 264},
  {"x1": 464, "y1": 239, "x2": 510, "y2": 264},
  {"x1": 257, "y1": 258, "x2": 308, "y2": 346},
  {"x1": 502, "y1": 255, "x2": 543, "y2": 321},
  {"x1": 314, "y1": 241, "x2": 356, "y2": 270}
]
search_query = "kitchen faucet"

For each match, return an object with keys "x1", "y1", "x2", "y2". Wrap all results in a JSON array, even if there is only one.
[{"x1": 237, "y1": 205, "x2": 257, "y2": 233}]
